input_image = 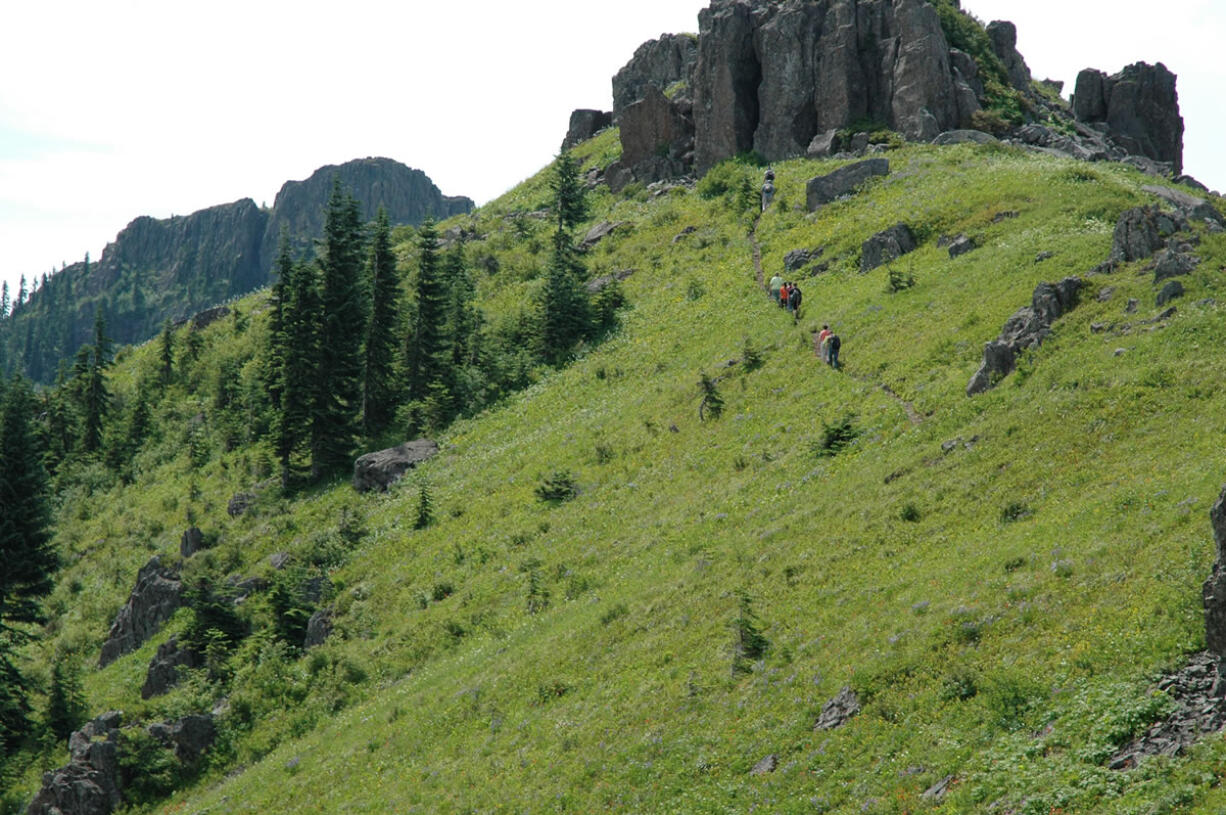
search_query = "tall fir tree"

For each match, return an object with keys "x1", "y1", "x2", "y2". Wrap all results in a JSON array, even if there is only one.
[
  {"x1": 404, "y1": 219, "x2": 452, "y2": 420},
  {"x1": 550, "y1": 150, "x2": 589, "y2": 232},
  {"x1": 0, "y1": 375, "x2": 57, "y2": 752},
  {"x1": 80, "y1": 308, "x2": 113, "y2": 454},
  {"x1": 362, "y1": 208, "x2": 402, "y2": 437},
  {"x1": 539, "y1": 152, "x2": 593, "y2": 366},
  {"x1": 157, "y1": 319, "x2": 175, "y2": 391},
  {"x1": 264, "y1": 232, "x2": 293, "y2": 416},
  {"x1": 273, "y1": 258, "x2": 321, "y2": 486},
  {"x1": 445, "y1": 242, "x2": 481, "y2": 370},
  {"x1": 311, "y1": 178, "x2": 368, "y2": 478}
]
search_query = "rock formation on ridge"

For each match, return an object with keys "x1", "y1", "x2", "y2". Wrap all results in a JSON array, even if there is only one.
[{"x1": 603, "y1": 0, "x2": 1186, "y2": 190}]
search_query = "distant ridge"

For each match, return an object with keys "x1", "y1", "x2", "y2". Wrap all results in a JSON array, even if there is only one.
[{"x1": 0, "y1": 157, "x2": 473, "y2": 383}]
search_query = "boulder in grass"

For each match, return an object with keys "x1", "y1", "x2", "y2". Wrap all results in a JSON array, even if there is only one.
[{"x1": 353, "y1": 440, "x2": 439, "y2": 493}]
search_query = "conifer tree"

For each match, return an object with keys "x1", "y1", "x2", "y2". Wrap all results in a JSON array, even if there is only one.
[
  {"x1": 157, "y1": 319, "x2": 175, "y2": 390},
  {"x1": 538, "y1": 152, "x2": 593, "y2": 366},
  {"x1": 80, "y1": 308, "x2": 112, "y2": 454},
  {"x1": 0, "y1": 375, "x2": 57, "y2": 752},
  {"x1": 264, "y1": 233, "x2": 293, "y2": 415},
  {"x1": 362, "y1": 208, "x2": 401, "y2": 437},
  {"x1": 405, "y1": 219, "x2": 452, "y2": 420},
  {"x1": 0, "y1": 281, "x2": 9, "y2": 319},
  {"x1": 44, "y1": 658, "x2": 87, "y2": 743},
  {"x1": 311, "y1": 179, "x2": 368, "y2": 478},
  {"x1": 539, "y1": 235, "x2": 592, "y2": 366},
  {"x1": 445, "y1": 243, "x2": 480, "y2": 370},
  {"x1": 550, "y1": 150, "x2": 589, "y2": 232},
  {"x1": 274, "y1": 259, "x2": 321, "y2": 486}
]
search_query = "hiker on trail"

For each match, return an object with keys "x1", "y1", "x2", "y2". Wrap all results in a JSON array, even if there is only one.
[
  {"x1": 788, "y1": 283, "x2": 802, "y2": 315},
  {"x1": 817, "y1": 324, "x2": 832, "y2": 363},
  {"x1": 779, "y1": 282, "x2": 791, "y2": 309},
  {"x1": 769, "y1": 273, "x2": 783, "y2": 302},
  {"x1": 761, "y1": 168, "x2": 776, "y2": 211},
  {"x1": 827, "y1": 332, "x2": 842, "y2": 370}
]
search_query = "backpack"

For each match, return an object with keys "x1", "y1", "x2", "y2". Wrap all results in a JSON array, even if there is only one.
[
  {"x1": 829, "y1": 334, "x2": 841, "y2": 351},
  {"x1": 789, "y1": 287, "x2": 802, "y2": 308}
]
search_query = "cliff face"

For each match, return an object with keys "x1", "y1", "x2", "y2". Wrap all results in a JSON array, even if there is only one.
[
  {"x1": 89, "y1": 199, "x2": 268, "y2": 305},
  {"x1": 607, "y1": 0, "x2": 1184, "y2": 184},
  {"x1": 260, "y1": 157, "x2": 474, "y2": 271},
  {"x1": 2, "y1": 158, "x2": 473, "y2": 383}
]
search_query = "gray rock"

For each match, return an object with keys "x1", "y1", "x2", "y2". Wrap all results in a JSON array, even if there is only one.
[
  {"x1": 189, "y1": 306, "x2": 231, "y2": 331},
  {"x1": 147, "y1": 714, "x2": 216, "y2": 766},
  {"x1": 932, "y1": 129, "x2": 998, "y2": 146},
  {"x1": 1073, "y1": 63, "x2": 1184, "y2": 173},
  {"x1": 612, "y1": 34, "x2": 697, "y2": 121},
  {"x1": 986, "y1": 21, "x2": 1030, "y2": 92},
  {"x1": 179, "y1": 526, "x2": 205, "y2": 559},
  {"x1": 692, "y1": 0, "x2": 960, "y2": 172},
  {"x1": 784, "y1": 248, "x2": 823, "y2": 273},
  {"x1": 814, "y1": 686, "x2": 861, "y2": 730},
  {"x1": 99, "y1": 556, "x2": 183, "y2": 668},
  {"x1": 586, "y1": 268, "x2": 636, "y2": 294},
  {"x1": 614, "y1": 85, "x2": 695, "y2": 186},
  {"x1": 967, "y1": 278, "x2": 1082, "y2": 396},
  {"x1": 1207, "y1": 488, "x2": 1226, "y2": 673},
  {"x1": 1126, "y1": 298, "x2": 1139, "y2": 313},
  {"x1": 1142, "y1": 184, "x2": 1225, "y2": 227},
  {"x1": 806, "y1": 129, "x2": 840, "y2": 158},
  {"x1": 750, "y1": 754, "x2": 778, "y2": 775},
  {"x1": 269, "y1": 551, "x2": 292, "y2": 570},
  {"x1": 27, "y1": 715, "x2": 124, "y2": 815},
  {"x1": 561, "y1": 109, "x2": 612, "y2": 152},
  {"x1": 1157, "y1": 280, "x2": 1185, "y2": 307},
  {"x1": 805, "y1": 159, "x2": 890, "y2": 211},
  {"x1": 1097, "y1": 286, "x2": 1115, "y2": 302},
  {"x1": 1111, "y1": 206, "x2": 1186, "y2": 263},
  {"x1": 353, "y1": 439, "x2": 440, "y2": 493},
  {"x1": 947, "y1": 235, "x2": 976, "y2": 259},
  {"x1": 1153, "y1": 250, "x2": 1200, "y2": 282},
  {"x1": 580, "y1": 221, "x2": 626, "y2": 251},
  {"x1": 861, "y1": 224, "x2": 916, "y2": 273},
  {"x1": 141, "y1": 635, "x2": 203, "y2": 699},
  {"x1": 304, "y1": 609, "x2": 334, "y2": 649},
  {"x1": 922, "y1": 775, "x2": 956, "y2": 802}
]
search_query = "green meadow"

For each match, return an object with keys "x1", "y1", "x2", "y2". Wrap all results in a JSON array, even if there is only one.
[{"x1": 11, "y1": 130, "x2": 1226, "y2": 814}]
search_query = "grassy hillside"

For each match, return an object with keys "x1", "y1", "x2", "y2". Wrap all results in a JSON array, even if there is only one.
[{"x1": 11, "y1": 132, "x2": 1226, "y2": 814}]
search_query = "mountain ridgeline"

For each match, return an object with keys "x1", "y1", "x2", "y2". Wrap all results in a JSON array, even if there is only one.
[{"x1": 0, "y1": 158, "x2": 472, "y2": 383}]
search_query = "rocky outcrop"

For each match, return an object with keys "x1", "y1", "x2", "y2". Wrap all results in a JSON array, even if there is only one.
[
  {"x1": 179, "y1": 527, "x2": 205, "y2": 559},
  {"x1": 353, "y1": 439, "x2": 440, "y2": 493},
  {"x1": 814, "y1": 686, "x2": 861, "y2": 730},
  {"x1": 27, "y1": 713, "x2": 124, "y2": 815},
  {"x1": 1110, "y1": 206, "x2": 1188, "y2": 263},
  {"x1": 605, "y1": 86, "x2": 696, "y2": 191},
  {"x1": 304, "y1": 609, "x2": 334, "y2": 649},
  {"x1": 985, "y1": 21, "x2": 1030, "y2": 92},
  {"x1": 612, "y1": 34, "x2": 698, "y2": 120},
  {"x1": 1203, "y1": 487, "x2": 1226, "y2": 672},
  {"x1": 98, "y1": 556, "x2": 183, "y2": 668},
  {"x1": 141, "y1": 636, "x2": 203, "y2": 699},
  {"x1": 966, "y1": 278, "x2": 1083, "y2": 396},
  {"x1": 1073, "y1": 63, "x2": 1183, "y2": 173},
  {"x1": 27, "y1": 713, "x2": 217, "y2": 815},
  {"x1": 261, "y1": 157, "x2": 474, "y2": 271},
  {"x1": 805, "y1": 158, "x2": 890, "y2": 210},
  {"x1": 147, "y1": 714, "x2": 216, "y2": 766},
  {"x1": 561, "y1": 109, "x2": 613, "y2": 151},
  {"x1": 692, "y1": 0, "x2": 962, "y2": 173},
  {"x1": 861, "y1": 223, "x2": 916, "y2": 272}
]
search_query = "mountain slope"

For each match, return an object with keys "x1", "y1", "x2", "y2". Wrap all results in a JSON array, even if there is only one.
[{"x1": 13, "y1": 133, "x2": 1226, "y2": 814}]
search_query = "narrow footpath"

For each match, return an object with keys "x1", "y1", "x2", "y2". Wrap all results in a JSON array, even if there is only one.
[{"x1": 749, "y1": 207, "x2": 925, "y2": 427}]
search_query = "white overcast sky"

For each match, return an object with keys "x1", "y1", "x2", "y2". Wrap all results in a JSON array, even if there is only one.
[{"x1": 1, "y1": 0, "x2": 1222, "y2": 298}]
